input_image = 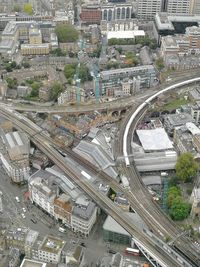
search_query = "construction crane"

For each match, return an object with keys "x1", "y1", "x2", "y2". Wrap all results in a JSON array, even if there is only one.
[
  {"x1": 74, "y1": 38, "x2": 85, "y2": 104},
  {"x1": 93, "y1": 60, "x2": 100, "y2": 103}
]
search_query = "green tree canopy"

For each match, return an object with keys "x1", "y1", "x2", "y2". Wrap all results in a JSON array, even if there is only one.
[
  {"x1": 169, "y1": 200, "x2": 191, "y2": 221},
  {"x1": 50, "y1": 82, "x2": 63, "y2": 101},
  {"x1": 13, "y1": 4, "x2": 20, "y2": 12},
  {"x1": 175, "y1": 153, "x2": 198, "y2": 182},
  {"x1": 155, "y1": 57, "x2": 165, "y2": 71},
  {"x1": 6, "y1": 77, "x2": 18, "y2": 89},
  {"x1": 64, "y1": 63, "x2": 92, "y2": 83},
  {"x1": 23, "y1": 4, "x2": 33, "y2": 15},
  {"x1": 55, "y1": 24, "x2": 79, "y2": 43}
]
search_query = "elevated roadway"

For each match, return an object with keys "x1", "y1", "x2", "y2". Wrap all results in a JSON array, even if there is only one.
[
  {"x1": 0, "y1": 105, "x2": 194, "y2": 267},
  {"x1": 6, "y1": 69, "x2": 200, "y2": 114}
]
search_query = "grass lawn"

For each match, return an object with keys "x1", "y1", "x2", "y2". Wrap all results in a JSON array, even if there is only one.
[{"x1": 161, "y1": 98, "x2": 189, "y2": 111}]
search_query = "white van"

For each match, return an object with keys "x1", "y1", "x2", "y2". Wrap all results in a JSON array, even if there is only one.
[
  {"x1": 59, "y1": 227, "x2": 66, "y2": 233},
  {"x1": 15, "y1": 196, "x2": 20, "y2": 203}
]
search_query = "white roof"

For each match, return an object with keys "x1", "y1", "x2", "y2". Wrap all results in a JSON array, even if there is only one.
[
  {"x1": 136, "y1": 128, "x2": 173, "y2": 151},
  {"x1": 186, "y1": 122, "x2": 200, "y2": 136},
  {"x1": 107, "y1": 30, "x2": 145, "y2": 40}
]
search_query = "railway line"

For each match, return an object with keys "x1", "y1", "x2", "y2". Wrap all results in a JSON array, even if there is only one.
[
  {"x1": 0, "y1": 76, "x2": 200, "y2": 266},
  {"x1": 0, "y1": 106, "x2": 184, "y2": 267},
  {"x1": 119, "y1": 77, "x2": 200, "y2": 266}
]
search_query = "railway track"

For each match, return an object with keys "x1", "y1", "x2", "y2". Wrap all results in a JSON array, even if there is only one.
[
  {"x1": 0, "y1": 106, "x2": 199, "y2": 266},
  {"x1": 117, "y1": 81, "x2": 200, "y2": 266},
  {"x1": 0, "y1": 107, "x2": 183, "y2": 267}
]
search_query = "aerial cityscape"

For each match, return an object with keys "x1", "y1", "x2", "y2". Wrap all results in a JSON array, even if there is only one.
[{"x1": 0, "y1": 0, "x2": 200, "y2": 267}]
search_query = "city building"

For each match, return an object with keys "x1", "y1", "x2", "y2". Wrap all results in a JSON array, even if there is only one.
[
  {"x1": 20, "y1": 259, "x2": 47, "y2": 267},
  {"x1": 167, "y1": 0, "x2": 191, "y2": 15},
  {"x1": 29, "y1": 26, "x2": 42, "y2": 45},
  {"x1": 136, "y1": 128, "x2": 173, "y2": 152},
  {"x1": 163, "y1": 113, "x2": 194, "y2": 135},
  {"x1": 38, "y1": 235, "x2": 66, "y2": 264},
  {"x1": 29, "y1": 171, "x2": 57, "y2": 218},
  {"x1": 153, "y1": 12, "x2": 200, "y2": 44},
  {"x1": 191, "y1": 101, "x2": 200, "y2": 123},
  {"x1": 71, "y1": 197, "x2": 97, "y2": 236},
  {"x1": 58, "y1": 86, "x2": 86, "y2": 104},
  {"x1": 173, "y1": 125, "x2": 197, "y2": 154},
  {"x1": 103, "y1": 212, "x2": 146, "y2": 245},
  {"x1": 65, "y1": 245, "x2": 85, "y2": 266},
  {"x1": 137, "y1": 0, "x2": 163, "y2": 20},
  {"x1": 100, "y1": 65, "x2": 156, "y2": 96},
  {"x1": 54, "y1": 193, "x2": 72, "y2": 227},
  {"x1": 0, "y1": 129, "x2": 30, "y2": 183},
  {"x1": 101, "y1": 2, "x2": 133, "y2": 21},
  {"x1": 190, "y1": 187, "x2": 200, "y2": 219},
  {"x1": 21, "y1": 43, "x2": 50, "y2": 55},
  {"x1": 80, "y1": 6, "x2": 102, "y2": 24}
]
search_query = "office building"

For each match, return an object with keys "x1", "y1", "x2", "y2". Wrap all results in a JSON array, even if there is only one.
[
  {"x1": 137, "y1": 0, "x2": 163, "y2": 20},
  {"x1": 29, "y1": 171, "x2": 57, "y2": 217},
  {"x1": 71, "y1": 197, "x2": 97, "y2": 236},
  {"x1": 0, "y1": 130, "x2": 30, "y2": 183},
  {"x1": 167, "y1": 0, "x2": 191, "y2": 14},
  {"x1": 101, "y1": 1, "x2": 133, "y2": 21},
  {"x1": 38, "y1": 236, "x2": 66, "y2": 264},
  {"x1": 191, "y1": 0, "x2": 200, "y2": 14}
]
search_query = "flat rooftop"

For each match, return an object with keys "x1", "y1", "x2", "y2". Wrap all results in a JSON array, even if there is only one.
[
  {"x1": 20, "y1": 259, "x2": 47, "y2": 267},
  {"x1": 136, "y1": 128, "x2": 173, "y2": 151},
  {"x1": 40, "y1": 235, "x2": 66, "y2": 254}
]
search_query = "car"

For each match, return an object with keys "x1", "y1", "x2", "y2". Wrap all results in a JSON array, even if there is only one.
[
  {"x1": 108, "y1": 249, "x2": 116, "y2": 254},
  {"x1": 15, "y1": 196, "x2": 20, "y2": 203},
  {"x1": 21, "y1": 213, "x2": 26, "y2": 219},
  {"x1": 31, "y1": 218, "x2": 37, "y2": 224},
  {"x1": 80, "y1": 242, "x2": 86, "y2": 247},
  {"x1": 22, "y1": 208, "x2": 26, "y2": 213}
]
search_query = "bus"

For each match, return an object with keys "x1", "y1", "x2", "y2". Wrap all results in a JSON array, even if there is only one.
[{"x1": 125, "y1": 247, "x2": 140, "y2": 256}]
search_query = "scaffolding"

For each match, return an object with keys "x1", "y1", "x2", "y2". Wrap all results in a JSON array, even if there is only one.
[{"x1": 162, "y1": 177, "x2": 168, "y2": 212}]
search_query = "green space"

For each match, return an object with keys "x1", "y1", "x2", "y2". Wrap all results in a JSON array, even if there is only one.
[
  {"x1": 55, "y1": 24, "x2": 79, "y2": 43},
  {"x1": 108, "y1": 36, "x2": 157, "y2": 49},
  {"x1": 162, "y1": 97, "x2": 189, "y2": 111},
  {"x1": 165, "y1": 153, "x2": 198, "y2": 221},
  {"x1": 64, "y1": 63, "x2": 92, "y2": 83}
]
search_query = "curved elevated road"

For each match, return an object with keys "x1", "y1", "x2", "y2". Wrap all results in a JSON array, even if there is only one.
[{"x1": 119, "y1": 77, "x2": 200, "y2": 266}]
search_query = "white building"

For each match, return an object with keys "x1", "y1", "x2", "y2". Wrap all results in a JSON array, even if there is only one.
[
  {"x1": 0, "y1": 130, "x2": 30, "y2": 183},
  {"x1": 29, "y1": 175, "x2": 56, "y2": 217},
  {"x1": 71, "y1": 197, "x2": 97, "y2": 236},
  {"x1": 38, "y1": 235, "x2": 66, "y2": 264}
]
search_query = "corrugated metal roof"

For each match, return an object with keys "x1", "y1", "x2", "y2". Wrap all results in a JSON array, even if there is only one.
[{"x1": 13, "y1": 131, "x2": 23, "y2": 146}]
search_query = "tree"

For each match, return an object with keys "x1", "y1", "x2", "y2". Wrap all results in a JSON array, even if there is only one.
[
  {"x1": 23, "y1": 4, "x2": 33, "y2": 15},
  {"x1": 22, "y1": 62, "x2": 30, "y2": 68},
  {"x1": 169, "y1": 200, "x2": 191, "y2": 221},
  {"x1": 6, "y1": 77, "x2": 18, "y2": 89},
  {"x1": 167, "y1": 186, "x2": 181, "y2": 207},
  {"x1": 155, "y1": 57, "x2": 165, "y2": 71},
  {"x1": 13, "y1": 5, "x2": 20, "y2": 12},
  {"x1": 175, "y1": 153, "x2": 198, "y2": 182},
  {"x1": 64, "y1": 64, "x2": 76, "y2": 80},
  {"x1": 55, "y1": 24, "x2": 79, "y2": 43},
  {"x1": 11, "y1": 61, "x2": 17, "y2": 68},
  {"x1": 50, "y1": 82, "x2": 63, "y2": 101}
]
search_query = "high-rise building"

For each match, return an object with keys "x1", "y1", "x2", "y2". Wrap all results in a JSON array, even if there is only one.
[
  {"x1": 190, "y1": 0, "x2": 200, "y2": 14},
  {"x1": 137, "y1": 0, "x2": 163, "y2": 19},
  {"x1": 167, "y1": 0, "x2": 191, "y2": 14}
]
